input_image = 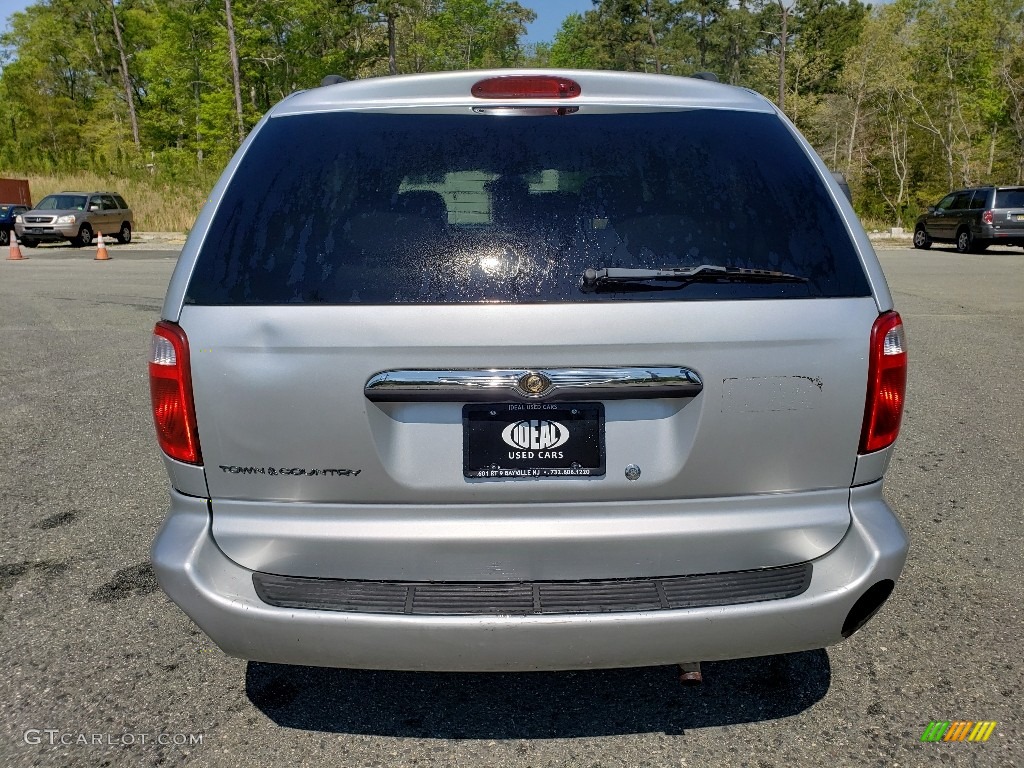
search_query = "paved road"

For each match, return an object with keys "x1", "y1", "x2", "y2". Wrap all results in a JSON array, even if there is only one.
[
  {"x1": 9, "y1": 236, "x2": 183, "y2": 259},
  {"x1": 0, "y1": 246, "x2": 1020, "y2": 767}
]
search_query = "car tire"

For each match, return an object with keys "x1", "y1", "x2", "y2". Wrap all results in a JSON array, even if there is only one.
[
  {"x1": 21, "y1": 237, "x2": 39, "y2": 248},
  {"x1": 955, "y1": 228, "x2": 972, "y2": 254},
  {"x1": 115, "y1": 222, "x2": 132, "y2": 244},
  {"x1": 913, "y1": 226, "x2": 931, "y2": 250},
  {"x1": 74, "y1": 225, "x2": 93, "y2": 248},
  {"x1": 0, "y1": 229, "x2": 8, "y2": 246}
]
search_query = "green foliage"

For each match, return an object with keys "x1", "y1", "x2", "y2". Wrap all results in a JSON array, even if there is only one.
[
  {"x1": 0, "y1": 0, "x2": 536, "y2": 183},
  {"x1": 401, "y1": 0, "x2": 535, "y2": 70},
  {"x1": 549, "y1": 12, "x2": 604, "y2": 69}
]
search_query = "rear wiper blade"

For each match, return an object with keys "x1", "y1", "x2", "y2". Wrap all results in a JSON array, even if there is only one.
[{"x1": 580, "y1": 264, "x2": 809, "y2": 293}]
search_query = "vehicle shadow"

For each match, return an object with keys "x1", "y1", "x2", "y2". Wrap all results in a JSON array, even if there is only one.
[{"x1": 245, "y1": 650, "x2": 830, "y2": 737}]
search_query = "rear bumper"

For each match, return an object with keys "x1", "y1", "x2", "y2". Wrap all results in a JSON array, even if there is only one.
[
  {"x1": 152, "y1": 483, "x2": 908, "y2": 671},
  {"x1": 978, "y1": 223, "x2": 1024, "y2": 244}
]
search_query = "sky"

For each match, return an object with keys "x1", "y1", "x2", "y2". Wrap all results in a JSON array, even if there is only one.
[
  {"x1": 0, "y1": 0, "x2": 23, "y2": 34},
  {"x1": 523, "y1": 0, "x2": 594, "y2": 44},
  {"x1": 0, "y1": 1, "x2": 594, "y2": 41}
]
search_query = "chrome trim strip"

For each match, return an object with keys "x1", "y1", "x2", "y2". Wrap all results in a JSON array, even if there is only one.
[{"x1": 365, "y1": 367, "x2": 703, "y2": 402}]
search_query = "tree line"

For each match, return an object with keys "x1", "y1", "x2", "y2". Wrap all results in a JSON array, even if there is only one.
[
  {"x1": 2, "y1": 0, "x2": 1023, "y2": 224},
  {"x1": 0, "y1": 1, "x2": 536, "y2": 183}
]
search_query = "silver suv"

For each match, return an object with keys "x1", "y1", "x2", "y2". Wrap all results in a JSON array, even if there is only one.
[
  {"x1": 150, "y1": 70, "x2": 909, "y2": 672},
  {"x1": 15, "y1": 191, "x2": 133, "y2": 247}
]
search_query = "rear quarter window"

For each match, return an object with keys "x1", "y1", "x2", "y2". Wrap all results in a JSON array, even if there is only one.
[
  {"x1": 995, "y1": 188, "x2": 1024, "y2": 208},
  {"x1": 186, "y1": 110, "x2": 870, "y2": 305}
]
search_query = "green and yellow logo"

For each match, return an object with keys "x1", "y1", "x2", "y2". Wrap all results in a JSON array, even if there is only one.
[{"x1": 920, "y1": 721, "x2": 997, "y2": 742}]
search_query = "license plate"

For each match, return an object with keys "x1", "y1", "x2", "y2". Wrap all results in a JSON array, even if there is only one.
[
  {"x1": 1015, "y1": 214, "x2": 1024, "y2": 221},
  {"x1": 463, "y1": 403, "x2": 605, "y2": 478}
]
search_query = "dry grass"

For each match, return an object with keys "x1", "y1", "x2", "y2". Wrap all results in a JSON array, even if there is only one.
[
  {"x1": 21, "y1": 172, "x2": 212, "y2": 233},
  {"x1": 859, "y1": 216, "x2": 910, "y2": 233}
]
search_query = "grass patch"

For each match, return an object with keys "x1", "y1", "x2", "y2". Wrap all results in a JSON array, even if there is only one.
[{"x1": 859, "y1": 216, "x2": 908, "y2": 232}]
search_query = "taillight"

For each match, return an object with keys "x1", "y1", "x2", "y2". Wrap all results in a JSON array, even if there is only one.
[
  {"x1": 982, "y1": 210, "x2": 993, "y2": 224},
  {"x1": 471, "y1": 75, "x2": 582, "y2": 99},
  {"x1": 860, "y1": 311, "x2": 907, "y2": 454},
  {"x1": 149, "y1": 321, "x2": 202, "y2": 464}
]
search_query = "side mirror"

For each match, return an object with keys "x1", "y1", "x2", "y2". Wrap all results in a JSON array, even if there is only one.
[
  {"x1": 89, "y1": 204, "x2": 100, "y2": 211},
  {"x1": 927, "y1": 206, "x2": 936, "y2": 213}
]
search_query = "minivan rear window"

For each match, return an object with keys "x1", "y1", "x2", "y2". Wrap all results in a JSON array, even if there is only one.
[{"x1": 185, "y1": 110, "x2": 870, "y2": 305}]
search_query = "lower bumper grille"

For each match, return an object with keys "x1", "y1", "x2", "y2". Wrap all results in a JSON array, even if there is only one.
[{"x1": 252, "y1": 563, "x2": 812, "y2": 616}]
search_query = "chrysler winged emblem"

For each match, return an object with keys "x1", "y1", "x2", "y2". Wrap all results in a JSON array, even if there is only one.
[{"x1": 518, "y1": 371, "x2": 552, "y2": 397}]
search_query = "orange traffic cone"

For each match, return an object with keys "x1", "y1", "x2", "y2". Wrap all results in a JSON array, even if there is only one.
[
  {"x1": 7, "y1": 232, "x2": 24, "y2": 260},
  {"x1": 94, "y1": 231, "x2": 110, "y2": 261}
]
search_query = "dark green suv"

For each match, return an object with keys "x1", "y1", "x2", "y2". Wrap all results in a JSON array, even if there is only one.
[{"x1": 913, "y1": 186, "x2": 1024, "y2": 253}]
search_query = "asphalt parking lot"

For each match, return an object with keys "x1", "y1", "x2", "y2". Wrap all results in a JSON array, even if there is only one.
[{"x1": 1, "y1": 243, "x2": 1020, "y2": 767}]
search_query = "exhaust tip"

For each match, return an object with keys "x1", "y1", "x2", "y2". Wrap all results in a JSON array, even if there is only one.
[{"x1": 842, "y1": 579, "x2": 895, "y2": 638}]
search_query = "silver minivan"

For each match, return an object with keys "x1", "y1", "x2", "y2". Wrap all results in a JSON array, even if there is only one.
[{"x1": 150, "y1": 70, "x2": 909, "y2": 672}]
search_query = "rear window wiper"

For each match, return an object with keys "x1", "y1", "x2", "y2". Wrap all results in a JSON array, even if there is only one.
[{"x1": 580, "y1": 265, "x2": 810, "y2": 293}]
